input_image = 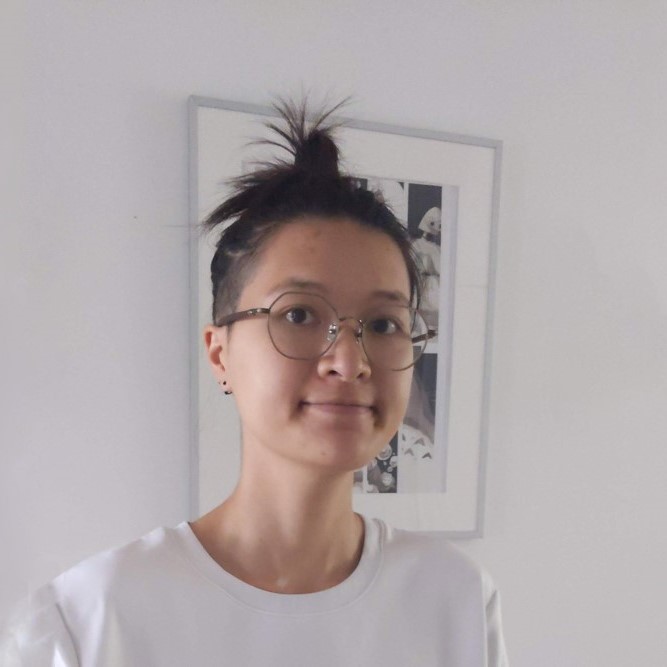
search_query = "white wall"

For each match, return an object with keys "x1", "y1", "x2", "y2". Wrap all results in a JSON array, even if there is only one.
[{"x1": 3, "y1": 2, "x2": 667, "y2": 664}]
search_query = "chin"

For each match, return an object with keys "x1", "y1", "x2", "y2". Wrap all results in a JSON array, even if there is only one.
[{"x1": 298, "y1": 432, "x2": 390, "y2": 474}]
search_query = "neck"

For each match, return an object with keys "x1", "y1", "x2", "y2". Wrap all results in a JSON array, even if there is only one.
[{"x1": 190, "y1": 447, "x2": 365, "y2": 594}]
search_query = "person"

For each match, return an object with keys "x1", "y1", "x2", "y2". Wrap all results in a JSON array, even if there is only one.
[{"x1": 1, "y1": 100, "x2": 509, "y2": 666}]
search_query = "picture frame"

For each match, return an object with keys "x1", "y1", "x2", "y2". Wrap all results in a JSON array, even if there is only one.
[{"x1": 188, "y1": 97, "x2": 502, "y2": 538}]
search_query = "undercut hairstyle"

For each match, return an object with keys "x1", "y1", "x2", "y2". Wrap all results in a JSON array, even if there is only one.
[{"x1": 201, "y1": 98, "x2": 425, "y2": 327}]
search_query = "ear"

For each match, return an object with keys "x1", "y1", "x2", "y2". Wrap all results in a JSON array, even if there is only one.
[{"x1": 203, "y1": 325, "x2": 229, "y2": 384}]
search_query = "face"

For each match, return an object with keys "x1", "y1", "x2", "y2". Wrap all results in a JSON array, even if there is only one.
[{"x1": 204, "y1": 218, "x2": 414, "y2": 477}]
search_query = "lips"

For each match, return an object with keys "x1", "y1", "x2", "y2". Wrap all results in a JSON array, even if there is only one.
[{"x1": 301, "y1": 401, "x2": 375, "y2": 414}]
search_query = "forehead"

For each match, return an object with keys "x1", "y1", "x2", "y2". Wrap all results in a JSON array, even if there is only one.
[{"x1": 241, "y1": 218, "x2": 411, "y2": 306}]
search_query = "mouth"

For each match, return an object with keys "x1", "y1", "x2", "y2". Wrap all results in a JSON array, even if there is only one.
[{"x1": 300, "y1": 402, "x2": 375, "y2": 415}]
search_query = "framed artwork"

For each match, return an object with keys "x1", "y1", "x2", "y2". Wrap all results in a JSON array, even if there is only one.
[{"x1": 189, "y1": 97, "x2": 502, "y2": 537}]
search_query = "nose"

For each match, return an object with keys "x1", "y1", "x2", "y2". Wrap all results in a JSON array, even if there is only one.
[{"x1": 317, "y1": 318, "x2": 371, "y2": 381}]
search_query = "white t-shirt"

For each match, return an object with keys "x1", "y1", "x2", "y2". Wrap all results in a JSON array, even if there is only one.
[{"x1": 1, "y1": 515, "x2": 508, "y2": 666}]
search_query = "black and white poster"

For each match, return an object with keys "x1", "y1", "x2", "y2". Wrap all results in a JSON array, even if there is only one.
[{"x1": 351, "y1": 178, "x2": 458, "y2": 494}]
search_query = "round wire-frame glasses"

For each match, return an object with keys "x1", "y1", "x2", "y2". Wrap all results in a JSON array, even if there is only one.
[{"x1": 215, "y1": 291, "x2": 437, "y2": 371}]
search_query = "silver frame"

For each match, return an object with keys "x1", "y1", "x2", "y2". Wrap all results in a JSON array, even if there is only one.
[{"x1": 188, "y1": 96, "x2": 502, "y2": 538}]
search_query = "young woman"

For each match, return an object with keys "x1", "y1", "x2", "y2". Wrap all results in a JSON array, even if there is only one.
[{"x1": 1, "y1": 101, "x2": 508, "y2": 666}]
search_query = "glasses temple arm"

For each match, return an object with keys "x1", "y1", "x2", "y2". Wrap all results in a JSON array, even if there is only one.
[
  {"x1": 215, "y1": 307, "x2": 271, "y2": 327},
  {"x1": 411, "y1": 329, "x2": 438, "y2": 344}
]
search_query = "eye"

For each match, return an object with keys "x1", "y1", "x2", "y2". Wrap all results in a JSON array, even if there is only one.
[
  {"x1": 369, "y1": 317, "x2": 400, "y2": 335},
  {"x1": 284, "y1": 306, "x2": 317, "y2": 325}
]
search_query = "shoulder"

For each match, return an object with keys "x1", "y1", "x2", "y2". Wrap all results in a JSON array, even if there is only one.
[
  {"x1": 51, "y1": 528, "x2": 173, "y2": 600},
  {"x1": 1, "y1": 524, "x2": 181, "y2": 664},
  {"x1": 376, "y1": 519, "x2": 498, "y2": 604},
  {"x1": 369, "y1": 517, "x2": 508, "y2": 660},
  {"x1": 47, "y1": 524, "x2": 185, "y2": 620}
]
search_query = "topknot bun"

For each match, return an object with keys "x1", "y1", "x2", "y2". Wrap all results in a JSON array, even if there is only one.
[
  {"x1": 202, "y1": 97, "x2": 348, "y2": 233},
  {"x1": 264, "y1": 96, "x2": 345, "y2": 179},
  {"x1": 293, "y1": 130, "x2": 340, "y2": 179}
]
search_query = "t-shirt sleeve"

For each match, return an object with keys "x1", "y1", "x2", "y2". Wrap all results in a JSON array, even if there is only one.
[
  {"x1": 485, "y1": 587, "x2": 509, "y2": 667},
  {"x1": 0, "y1": 588, "x2": 79, "y2": 667}
]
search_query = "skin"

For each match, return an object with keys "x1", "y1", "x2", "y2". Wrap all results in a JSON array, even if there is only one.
[{"x1": 191, "y1": 218, "x2": 414, "y2": 594}]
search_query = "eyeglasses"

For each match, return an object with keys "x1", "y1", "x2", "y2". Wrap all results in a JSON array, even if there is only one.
[{"x1": 215, "y1": 291, "x2": 437, "y2": 371}]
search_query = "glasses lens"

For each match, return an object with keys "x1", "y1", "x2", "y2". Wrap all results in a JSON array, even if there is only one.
[
  {"x1": 361, "y1": 305, "x2": 429, "y2": 371},
  {"x1": 268, "y1": 292, "x2": 336, "y2": 360},
  {"x1": 267, "y1": 292, "x2": 430, "y2": 370}
]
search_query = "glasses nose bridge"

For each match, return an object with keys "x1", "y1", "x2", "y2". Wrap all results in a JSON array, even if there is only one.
[{"x1": 327, "y1": 315, "x2": 364, "y2": 344}]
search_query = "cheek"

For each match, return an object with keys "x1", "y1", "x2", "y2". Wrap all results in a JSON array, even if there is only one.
[
  {"x1": 378, "y1": 371, "x2": 413, "y2": 426},
  {"x1": 235, "y1": 349, "x2": 309, "y2": 415},
  {"x1": 399, "y1": 375, "x2": 413, "y2": 414}
]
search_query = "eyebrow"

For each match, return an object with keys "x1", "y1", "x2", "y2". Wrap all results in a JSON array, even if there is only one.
[{"x1": 268, "y1": 278, "x2": 410, "y2": 306}]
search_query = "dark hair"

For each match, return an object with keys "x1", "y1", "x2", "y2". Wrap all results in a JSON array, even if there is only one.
[{"x1": 202, "y1": 99, "x2": 424, "y2": 326}]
